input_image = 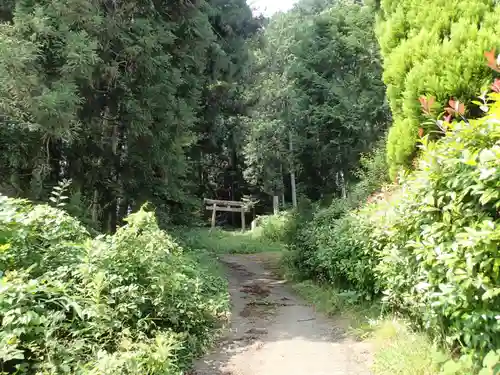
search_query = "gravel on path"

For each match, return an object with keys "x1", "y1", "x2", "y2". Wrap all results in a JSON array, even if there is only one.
[{"x1": 192, "y1": 253, "x2": 373, "y2": 375}]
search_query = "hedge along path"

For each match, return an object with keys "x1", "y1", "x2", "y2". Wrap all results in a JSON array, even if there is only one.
[{"x1": 192, "y1": 253, "x2": 372, "y2": 375}]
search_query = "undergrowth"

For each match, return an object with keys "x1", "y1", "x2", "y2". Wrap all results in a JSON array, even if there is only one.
[
  {"x1": 0, "y1": 196, "x2": 229, "y2": 374},
  {"x1": 173, "y1": 224, "x2": 286, "y2": 255},
  {"x1": 371, "y1": 320, "x2": 444, "y2": 375},
  {"x1": 284, "y1": 79, "x2": 500, "y2": 373}
]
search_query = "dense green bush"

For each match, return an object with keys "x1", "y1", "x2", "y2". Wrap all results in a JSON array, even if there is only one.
[
  {"x1": 285, "y1": 141, "x2": 390, "y2": 284},
  {"x1": 287, "y1": 89, "x2": 500, "y2": 370},
  {"x1": 0, "y1": 196, "x2": 89, "y2": 276},
  {"x1": 255, "y1": 211, "x2": 298, "y2": 244},
  {"x1": 0, "y1": 197, "x2": 229, "y2": 374},
  {"x1": 374, "y1": 92, "x2": 500, "y2": 360},
  {"x1": 376, "y1": 0, "x2": 500, "y2": 177},
  {"x1": 348, "y1": 138, "x2": 390, "y2": 204},
  {"x1": 314, "y1": 210, "x2": 379, "y2": 296}
]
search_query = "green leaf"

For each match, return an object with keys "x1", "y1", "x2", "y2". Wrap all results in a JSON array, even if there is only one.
[
  {"x1": 479, "y1": 168, "x2": 496, "y2": 180},
  {"x1": 483, "y1": 350, "x2": 500, "y2": 368},
  {"x1": 479, "y1": 149, "x2": 497, "y2": 164},
  {"x1": 482, "y1": 288, "x2": 500, "y2": 301},
  {"x1": 479, "y1": 189, "x2": 499, "y2": 205},
  {"x1": 441, "y1": 359, "x2": 462, "y2": 374}
]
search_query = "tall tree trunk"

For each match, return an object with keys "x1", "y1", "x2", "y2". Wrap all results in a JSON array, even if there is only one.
[
  {"x1": 289, "y1": 131, "x2": 297, "y2": 208},
  {"x1": 273, "y1": 194, "x2": 279, "y2": 215},
  {"x1": 117, "y1": 197, "x2": 129, "y2": 226},
  {"x1": 280, "y1": 164, "x2": 285, "y2": 208},
  {"x1": 340, "y1": 170, "x2": 347, "y2": 199},
  {"x1": 92, "y1": 188, "x2": 99, "y2": 225},
  {"x1": 108, "y1": 198, "x2": 118, "y2": 233},
  {"x1": 49, "y1": 138, "x2": 62, "y2": 192}
]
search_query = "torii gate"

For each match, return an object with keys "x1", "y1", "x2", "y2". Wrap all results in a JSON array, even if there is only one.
[{"x1": 204, "y1": 198, "x2": 257, "y2": 231}]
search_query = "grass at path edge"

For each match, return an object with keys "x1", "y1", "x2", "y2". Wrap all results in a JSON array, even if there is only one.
[
  {"x1": 172, "y1": 227, "x2": 285, "y2": 254},
  {"x1": 173, "y1": 227, "x2": 453, "y2": 375},
  {"x1": 263, "y1": 250, "x2": 450, "y2": 375}
]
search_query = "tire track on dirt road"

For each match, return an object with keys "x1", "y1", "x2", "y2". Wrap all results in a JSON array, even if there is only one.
[{"x1": 192, "y1": 253, "x2": 372, "y2": 375}]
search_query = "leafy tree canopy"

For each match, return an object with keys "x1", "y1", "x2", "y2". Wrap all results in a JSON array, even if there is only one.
[{"x1": 244, "y1": 0, "x2": 389, "y2": 201}]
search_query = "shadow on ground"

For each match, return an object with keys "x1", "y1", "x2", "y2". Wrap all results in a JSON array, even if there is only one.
[{"x1": 191, "y1": 253, "x2": 372, "y2": 375}]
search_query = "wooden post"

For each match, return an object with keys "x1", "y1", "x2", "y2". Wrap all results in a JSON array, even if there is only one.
[
  {"x1": 273, "y1": 195, "x2": 279, "y2": 215},
  {"x1": 241, "y1": 209, "x2": 245, "y2": 231},
  {"x1": 211, "y1": 203, "x2": 216, "y2": 229}
]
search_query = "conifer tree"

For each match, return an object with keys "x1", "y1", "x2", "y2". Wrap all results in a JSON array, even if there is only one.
[
  {"x1": 0, "y1": 0, "x2": 261, "y2": 230},
  {"x1": 376, "y1": 0, "x2": 500, "y2": 177}
]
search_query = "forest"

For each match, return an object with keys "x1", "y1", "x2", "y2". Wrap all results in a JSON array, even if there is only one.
[{"x1": 0, "y1": 0, "x2": 499, "y2": 373}]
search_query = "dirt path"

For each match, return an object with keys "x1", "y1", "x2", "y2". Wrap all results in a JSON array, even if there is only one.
[{"x1": 193, "y1": 253, "x2": 372, "y2": 375}]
